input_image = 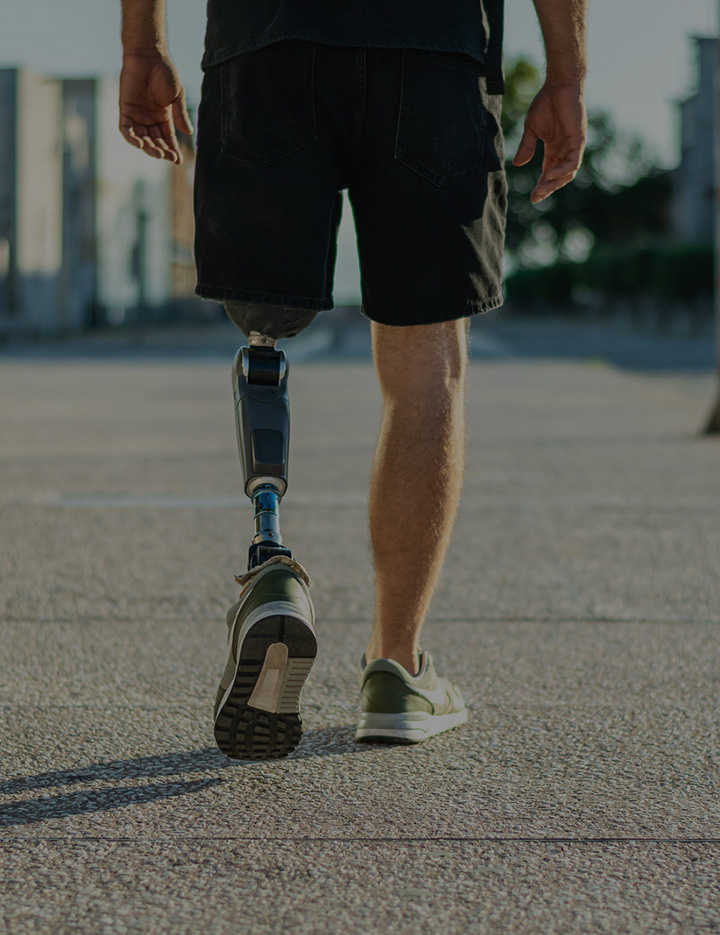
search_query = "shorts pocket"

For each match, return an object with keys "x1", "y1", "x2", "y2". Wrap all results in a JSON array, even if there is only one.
[
  {"x1": 220, "y1": 42, "x2": 317, "y2": 166},
  {"x1": 395, "y1": 50, "x2": 499, "y2": 187}
]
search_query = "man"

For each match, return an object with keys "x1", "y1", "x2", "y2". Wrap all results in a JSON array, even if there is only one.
[{"x1": 119, "y1": 0, "x2": 587, "y2": 759}]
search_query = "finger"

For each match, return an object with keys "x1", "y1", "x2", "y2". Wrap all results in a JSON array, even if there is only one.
[
  {"x1": 140, "y1": 134, "x2": 166, "y2": 159},
  {"x1": 130, "y1": 124, "x2": 156, "y2": 146},
  {"x1": 121, "y1": 122, "x2": 174, "y2": 162},
  {"x1": 530, "y1": 172, "x2": 575, "y2": 201},
  {"x1": 159, "y1": 129, "x2": 183, "y2": 164},
  {"x1": 173, "y1": 95, "x2": 194, "y2": 135},
  {"x1": 151, "y1": 136, "x2": 178, "y2": 162},
  {"x1": 166, "y1": 144, "x2": 182, "y2": 164},
  {"x1": 541, "y1": 158, "x2": 580, "y2": 182},
  {"x1": 541, "y1": 146, "x2": 584, "y2": 179},
  {"x1": 120, "y1": 124, "x2": 145, "y2": 149},
  {"x1": 531, "y1": 171, "x2": 577, "y2": 203},
  {"x1": 120, "y1": 127, "x2": 144, "y2": 150},
  {"x1": 512, "y1": 127, "x2": 538, "y2": 167},
  {"x1": 133, "y1": 123, "x2": 160, "y2": 154},
  {"x1": 157, "y1": 135, "x2": 182, "y2": 164},
  {"x1": 146, "y1": 121, "x2": 183, "y2": 163},
  {"x1": 152, "y1": 136, "x2": 170, "y2": 153}
]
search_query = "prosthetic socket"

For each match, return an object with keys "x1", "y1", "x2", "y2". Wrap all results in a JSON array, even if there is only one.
[{"x1": 232, "y1": 344, "x2": 293, "y2": 570}]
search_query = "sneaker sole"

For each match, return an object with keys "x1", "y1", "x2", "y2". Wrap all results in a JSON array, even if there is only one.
[
  {"x1": 355, "y1": 708, "x2": 468, "y2": 744},
  {"x1": 214, "y1": 604, "x2": 317, "y2": 761}
]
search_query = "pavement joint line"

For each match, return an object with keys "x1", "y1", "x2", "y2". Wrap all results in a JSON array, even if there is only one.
[
  {"x1": 15, "y1": 495, "x2": 720, "y2": 513},
  {"x1": 3, "y1": 836, "x2": 720, "y2": 845},
  {"x1": 0, "y1": 699, "x2": 716, "y2": 709},
  {"x1": 3, "y1": 616, "x2": 719, "y2": 625}
]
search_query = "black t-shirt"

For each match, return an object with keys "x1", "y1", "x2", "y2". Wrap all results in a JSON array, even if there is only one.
[{"x1": 202, "y1": 0, "x2": 505, "y2": 92}]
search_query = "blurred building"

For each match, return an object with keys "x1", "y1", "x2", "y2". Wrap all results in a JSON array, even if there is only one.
[
  {"x1": 0, "y1": 67, "x2": 198, "y2": 338},
  {"x1": 62, "y1": 76, "x2": 178, "y2": 329},
  {"x1": 0, "y1": 68, "x2": 63, "y2": 334},
  {"x1": 671, "y1": 36, "x2": 717, "y2": 244}
]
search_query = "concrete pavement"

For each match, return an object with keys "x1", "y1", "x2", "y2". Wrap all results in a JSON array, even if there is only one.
[{"x1": 1, "y1": 316, "x2": 719, "y2": 934}]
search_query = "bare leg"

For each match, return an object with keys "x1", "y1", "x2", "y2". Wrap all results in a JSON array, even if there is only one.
[{"x1": 366, "y1": 317, "x2": 469, "y2": 675}]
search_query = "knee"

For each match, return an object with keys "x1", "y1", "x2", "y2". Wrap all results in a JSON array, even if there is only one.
[
  {"x1": 373, "y1": 319, "x2": 468, "y2": 401},
  {"x1": 224, "y1": 301, "x2": 319, "y2": 341}
]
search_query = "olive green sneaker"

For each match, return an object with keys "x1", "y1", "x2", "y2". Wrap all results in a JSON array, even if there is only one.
[
  {"x1": 213, "y1": 555, "x2": 317, "y2": 761},
  {"x1": 355, "y1": 651, "x2": 467, "y2": 743}
]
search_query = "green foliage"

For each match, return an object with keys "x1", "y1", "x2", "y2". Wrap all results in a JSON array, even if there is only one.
[
  {"x1": 578, "y1": 245, "x2": 655, "y2": 296},
  {"x1": 503, "y1": 56, "x2": 671, "y2": 268},
  {"x1": 505, "y1": 244, "x2": 714, "y2": 309},
  {"x1": 501, "y1": 58, "x2": 542, "y2": 145},
  {"x1": 648, "y1": 243, "x2": 714, "y2": 302},
  {"x1": 505, "y1": 263, "x2": 576, "y2": 305}
]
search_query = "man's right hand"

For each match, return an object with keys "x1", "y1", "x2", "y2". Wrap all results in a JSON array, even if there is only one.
[{"x1": 119, "y1": 53, "x2": 194, "y2": 164}]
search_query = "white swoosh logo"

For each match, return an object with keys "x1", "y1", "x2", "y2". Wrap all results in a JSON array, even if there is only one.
[{"x1": 411, "y1": 681, "x2": 451, "y2": 708}]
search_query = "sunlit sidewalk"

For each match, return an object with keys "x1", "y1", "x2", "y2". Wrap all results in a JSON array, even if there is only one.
[{"x1": 0, "y1": 328, "x2": 718, "y2": 934}]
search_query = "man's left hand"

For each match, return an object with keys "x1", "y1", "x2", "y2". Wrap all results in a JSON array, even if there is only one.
[{"x1": 512, "y1": 83, "x2": 587, "y2": 204}]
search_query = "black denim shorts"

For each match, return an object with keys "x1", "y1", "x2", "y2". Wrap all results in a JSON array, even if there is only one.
[{"x1": 194, "y1": 40, "x2": 507, "y2": 327}]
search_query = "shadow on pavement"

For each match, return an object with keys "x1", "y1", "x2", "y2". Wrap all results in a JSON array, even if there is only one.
[
  {"x1": 293, "y1": 725, "x2": 368, "y2": 759},
  {"x1": 0, "y1": 728, "x2": 365, "y2": 826},
  {"x1": 0, "y1": 777, "x2": 223, "y2": 828},
  {"x1": 0, "y1": 748, "x2": 234, "y2": 796}
]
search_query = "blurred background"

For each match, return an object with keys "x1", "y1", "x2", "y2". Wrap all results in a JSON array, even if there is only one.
[{"x1": 0, "y1": 0, "x2": 718, "y2": 342}]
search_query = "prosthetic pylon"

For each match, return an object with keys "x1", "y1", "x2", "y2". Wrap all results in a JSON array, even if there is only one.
[{"x1": 232, "y1": 340, "x2": 293, "y2": 570}]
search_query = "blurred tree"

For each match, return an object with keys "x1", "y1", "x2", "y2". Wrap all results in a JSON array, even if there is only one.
[
  {"x1": 500, "y1": 57, "x2": 542, "y2": 146},
  {"x1": 503, "y1": 59, "x2": 672, "y2": 268}
]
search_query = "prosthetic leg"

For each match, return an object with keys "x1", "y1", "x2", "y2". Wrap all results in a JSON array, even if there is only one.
[
  {"x1": 226, "y1": 301, "x2": 318, "y2": 567},
  {"x1": 232, "y1": 336, "x2": 292, "y2": 569},
  {"x1": 213, "y1": 304, "x2": 319, "y2": 761}
]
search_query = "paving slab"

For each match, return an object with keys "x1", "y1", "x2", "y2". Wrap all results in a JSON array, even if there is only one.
[
  {"x1": 3, "y1": 839, "x2": 718, "y2": 935},
  {"x1": 1, "y1": 325, "x2": 719, "y2": 933}
]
